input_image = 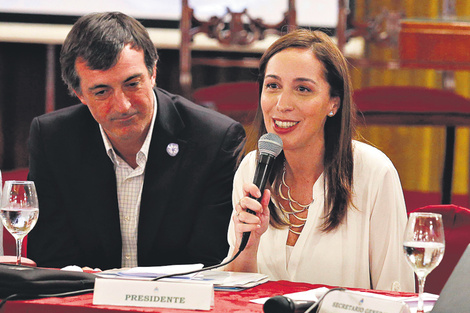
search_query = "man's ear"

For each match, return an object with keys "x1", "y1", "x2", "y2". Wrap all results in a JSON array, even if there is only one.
[
  {"x1": 151, "y1": 62, "x2": 157, "y2": 87},
  {"x1": 74, "y1": 90, "x2": 87, "y2": 106}
]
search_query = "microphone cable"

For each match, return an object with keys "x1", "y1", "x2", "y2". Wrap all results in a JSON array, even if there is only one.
[
  {"x1": 303, "y1": 288, "x2": 346, "y2": 313},
  {"x1": 152, "y1": 133, "x2": 283, "y2": 282},
  {"x1": 151, "y1": 248, "x2": 243, "y2": 282}
]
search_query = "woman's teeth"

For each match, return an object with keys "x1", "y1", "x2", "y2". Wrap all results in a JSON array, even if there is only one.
[{"x1": 275, "y1": 120, "x2": 299, "y2": 128}]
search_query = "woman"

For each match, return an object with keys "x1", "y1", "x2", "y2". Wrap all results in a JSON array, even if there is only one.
[
  {"x1": 0, "y1": 169, "x2": 2, "y2": 256},
  {"x1": 224, "y1": 29, "x2": 414, "y2": 292}
]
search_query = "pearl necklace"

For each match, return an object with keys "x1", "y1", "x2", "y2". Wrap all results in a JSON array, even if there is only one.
[{"x1": 278, "y1": 166, "x2": 313, "y2": 235}]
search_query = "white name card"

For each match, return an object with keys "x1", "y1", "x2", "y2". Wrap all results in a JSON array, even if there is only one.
[
  {"x1": 318, "y1": 289, "x2": 410, "y2": 313},
  {"x1": 92, "y1": 278, "x2": 214, "y2": 310}
]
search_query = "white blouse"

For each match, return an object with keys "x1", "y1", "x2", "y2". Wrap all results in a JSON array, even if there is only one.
[
  {"x1": 225, "y1": 140, "x2": 415, "y2": 292},
  {"x1": 0, "y1": 170, "x2": 3, "y2": 256}
]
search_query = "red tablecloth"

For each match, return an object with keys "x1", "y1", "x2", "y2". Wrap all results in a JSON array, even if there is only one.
[{"x1": 1, "y1": 280, "x2": 417, "y2": 313}]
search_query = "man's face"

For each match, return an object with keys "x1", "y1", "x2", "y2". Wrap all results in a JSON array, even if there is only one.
[{"x1": 74, "y1": 45, "x2": 156, "y2": 148}]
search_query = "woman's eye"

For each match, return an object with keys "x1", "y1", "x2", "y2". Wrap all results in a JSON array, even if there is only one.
[
  {"x1": 298, "y1": 86, "x2": 311, "y2": 92},
  {"x1": 265, "y1": 83, "x2": 278, "y2": 89}
]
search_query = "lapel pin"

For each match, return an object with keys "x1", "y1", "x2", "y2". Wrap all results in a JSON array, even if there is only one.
[{"x1": 166, "y1": 143, "x2": 179, "y2": 157}]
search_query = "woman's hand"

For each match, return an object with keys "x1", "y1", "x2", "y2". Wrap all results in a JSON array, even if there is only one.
[
  {"x1": 225, "y1": 183, "x2": 271, "y2": 273},
  {"x1": 233, "y1": 183, "x2": 271, "y2": 251}
]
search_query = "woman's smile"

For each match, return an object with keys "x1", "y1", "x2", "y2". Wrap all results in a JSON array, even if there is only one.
[{"x1": 273, "y1": 119, "x2": 300, "y2": 133}]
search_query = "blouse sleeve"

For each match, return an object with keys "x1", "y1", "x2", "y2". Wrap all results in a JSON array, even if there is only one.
[
  {"x1": 368, "y1": 161, "x2": 415, "y2": 292},
  {"x1": 222, "y1": 151, "x2": 257, "y2": 264}
]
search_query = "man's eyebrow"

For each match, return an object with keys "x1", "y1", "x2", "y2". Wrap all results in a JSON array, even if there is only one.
[
  {"x1": 89, "y1": 84, "x2": 108, "y2": 91},
  {"x1": 124, "y1": 74, "x2": 142, "y2": 83},
  {"x1": 88, "y1": 74, "x2": 143, "y2": 91}
]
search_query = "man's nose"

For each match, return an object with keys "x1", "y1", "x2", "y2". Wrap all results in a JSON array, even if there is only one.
[{"x1": 111, "y1": 89, "x2": 132, "y2": 112}]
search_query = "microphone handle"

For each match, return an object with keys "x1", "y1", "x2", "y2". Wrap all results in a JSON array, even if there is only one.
[
  {"x1": 239, "y1": 154, "x2": 275, "y2": 252},
  {"x1": 263, "y1": 295, "x2": 317, "y2": 313},
  {"x1": 292, "y1": 300, "x2": 317, "y2": 313}
]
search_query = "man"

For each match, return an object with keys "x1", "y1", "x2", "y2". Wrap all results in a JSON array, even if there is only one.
[{"x1": 27, "y1": 12, "x2": 245, "y2": 270}]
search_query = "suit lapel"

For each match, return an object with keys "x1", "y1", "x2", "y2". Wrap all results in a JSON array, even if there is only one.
[{"x1": 138, "y1": 89, "x2": 187, "y2": 262}]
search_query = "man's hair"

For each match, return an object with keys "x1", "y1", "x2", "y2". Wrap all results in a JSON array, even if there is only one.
[{"x1": 60, "y1": 12, "x2": 159, "y2": 95}]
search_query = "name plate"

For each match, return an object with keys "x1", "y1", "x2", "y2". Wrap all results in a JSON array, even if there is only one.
[
  {"x1": 92, "y1": 278, "x2": 214, "y2": 310},
  {"x1": 318, "y1": 289, "x2": 410, "y2": 313}
]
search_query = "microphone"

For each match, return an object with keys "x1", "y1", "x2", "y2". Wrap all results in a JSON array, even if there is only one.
[
  {"x1": 263, "y1": 295, "x2": 317, "y2": 313},
  {"x1": 151, "y1": 133, "x2": 282, "y2": 282},
  {"x1": 239, "y1": 133, "x2": 283, "y2": 252}
]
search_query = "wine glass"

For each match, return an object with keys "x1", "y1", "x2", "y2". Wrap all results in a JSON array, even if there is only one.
[
  {"x1": 403, "y1": 212, "x2": 445, "y2": 313},
  {"x1": 0, "y1": 181, "x2": 39, "y2": 265}
]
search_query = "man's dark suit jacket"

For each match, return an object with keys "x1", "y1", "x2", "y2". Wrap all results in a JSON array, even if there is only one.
[{"x1": 27, "y1": 88, "x2": 245, "y2": 270}]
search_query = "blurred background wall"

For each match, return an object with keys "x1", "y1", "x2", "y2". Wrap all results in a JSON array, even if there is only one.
[{"x1": 0, "y1": 0, "x2": 469, "y2": 209}]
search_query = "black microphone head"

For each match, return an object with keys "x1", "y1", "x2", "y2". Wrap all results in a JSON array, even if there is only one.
[
  {"x1": 263, "y1": 295, "x2": 295, "y2": 313},
  {"x1": 258, "y1": 133, "x2": 283, "y2": 158}
]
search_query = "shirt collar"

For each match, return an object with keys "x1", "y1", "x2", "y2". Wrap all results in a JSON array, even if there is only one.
[{"x1": 100, "y1": 91, "x2": 158, "y2": 167}]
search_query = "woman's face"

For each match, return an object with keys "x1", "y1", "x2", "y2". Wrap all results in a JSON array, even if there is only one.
[{"x1": 261, "y1": 47, "x2": 339, "y2": 153}]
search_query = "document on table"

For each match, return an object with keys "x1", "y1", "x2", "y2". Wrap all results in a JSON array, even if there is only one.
[
  {"x1": 345, "y1": 290, "x2": 438, "y2": 313},
  {"x1": 97, "y1": 265, "x2": 268, "y2": 291},
  {"x1": 194, "y1": 270, "x2": 269, "y2": 291},
  {"x1": 118, "y1": 264, "x2": 204, "y2": 279},
  {"x1": 97, "y1": 263, "x2": 204, "y2": 280}
]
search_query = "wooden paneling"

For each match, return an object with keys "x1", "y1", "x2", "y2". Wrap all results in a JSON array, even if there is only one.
[{"x1": 399, "y1": 19, "x2": 470, "y2": 70}]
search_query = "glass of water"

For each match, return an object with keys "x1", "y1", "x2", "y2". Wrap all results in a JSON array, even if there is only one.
[
  {"x1": 403, "y1": 212, "x2": 445, "y2": 313},
  {"x1": 0, "y1": 181, "x2": 39, "y2": 265}
]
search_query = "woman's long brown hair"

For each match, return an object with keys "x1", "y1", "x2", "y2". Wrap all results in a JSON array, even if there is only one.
[{"x1": 252, "y1": 29, "x2": 357, "y2": 232}]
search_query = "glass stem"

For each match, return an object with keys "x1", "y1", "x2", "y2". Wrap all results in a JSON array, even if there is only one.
[
  {"x1": 417, "y1": 275, "x2": 426, "y2": 313},
  {"x1": 16, "y1": 237, "x2": 23, "y2": 266}
]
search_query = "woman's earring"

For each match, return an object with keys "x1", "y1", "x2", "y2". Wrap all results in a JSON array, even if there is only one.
[{"x1": 328, "y1": 111, "x2": 335, "y2": 117}]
